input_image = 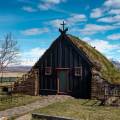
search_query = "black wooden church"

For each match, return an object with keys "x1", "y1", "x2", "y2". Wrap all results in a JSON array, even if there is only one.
[
  {"x1": 33, "y1": 22, "x2": 92, "y2": 98},
  {"x1": 14, "y1": 21, "x2": 120, "y2": 103}
]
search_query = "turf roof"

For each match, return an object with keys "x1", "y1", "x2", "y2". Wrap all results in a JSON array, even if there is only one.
[{"x1": 67, "y1": 35, "x2": 120, "y2": 84}]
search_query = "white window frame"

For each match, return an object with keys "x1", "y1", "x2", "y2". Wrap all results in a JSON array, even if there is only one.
[{"x1": 74, "y1": 67, "x2": 82, "y2": 76}]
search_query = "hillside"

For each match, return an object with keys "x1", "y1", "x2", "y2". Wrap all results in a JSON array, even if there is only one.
[
  {"x1": 68, "y1": 35, "x2": 120, "y2": 84},
  {"x1": 5, "y1": 66, "x2": 31, "y2": 72},
  {"x1": 0, "y1": 66, "x2": 31, "y2": 82}
]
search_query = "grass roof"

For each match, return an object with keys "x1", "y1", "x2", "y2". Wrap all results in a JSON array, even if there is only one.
[{"x1": 68, "y1": 35, "x2": 120, "y2": 84}]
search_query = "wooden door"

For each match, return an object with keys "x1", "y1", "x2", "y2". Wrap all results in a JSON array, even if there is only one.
[{"x1": 57, "y1": 70, "x2": 69, "y2": 93}]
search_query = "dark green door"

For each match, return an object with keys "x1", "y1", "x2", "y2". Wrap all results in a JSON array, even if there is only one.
[{"x1": 58, "y1": 70, "x2": 68, "y2": 93}]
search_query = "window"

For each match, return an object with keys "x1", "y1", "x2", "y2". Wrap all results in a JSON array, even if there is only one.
[
  {"x1": 74, "y1": 67, "x2": 82, "y2": 76},
  {"x1": 113, "y1": 89, "x2": 118, "y2": 96},
  {"x1": 45, "y1": 67, "x2": 52, "y2": 75}
]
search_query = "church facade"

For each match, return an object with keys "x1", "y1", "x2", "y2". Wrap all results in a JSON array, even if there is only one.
[{"x1": 33, "y1": 32, "x2": 92, "y2": 98}]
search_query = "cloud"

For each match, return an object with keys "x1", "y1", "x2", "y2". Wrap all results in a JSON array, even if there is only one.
[
  {"x1": 38, "y1": 0, "x2": 66, "y2": 10},
  {"x1": 67, "y1": 14, "x2": 87, "y2": 24},
  {"x1": 38, "y1": 3, "x2": 52, "y2": 10},
  {"x1": 89, "y1": 40, "x2": 119, "y2": 53},
  {"x1": 50, "y1": 19, "x2": 64, "y2": 28},
  {"x1": 109, "y1": 9, "x2": 120, "y2": 15},
  {"x1": 21, "y1": 28, "x2": 49, "y2": 35},
  {"x1": 44, "y1": 0, "x2": 66, "y2": 4},
  {"x1": 83, "y1": 38, "x2": 120, "y2": 63},
  {"x1": 20, "y1": 48, "x2": 46, "y2": 66},
  {"x1": 22, "y1": 6, "x2": 37, "y2": 12},
  {"x1": 97, "y1": 15, "x2": 120, "y2": 23},
  {"x1": 95, "y1": 1, "x2": 120, "y2": 23},
  {"x1": 107, "y1": 33, "x2": 120, "y2": 40},
  {"x1": 83, "y1": 37, "x2": 120, "y2": 55},
  {"x1": 90, "y1": 0, "x2": 120, "y2": 20},
  {"x1": 20, "y1": 0, "x2": 67, "y2": 13},
  {"x1": 78, "y1": 24, "x2": 117, "y2": 35},
  {"x1": 104, "y1": 0, "x2": 120, "y2": 8},
  {"x1": 90, "y1": 8, "x2": 103, "y2": 18},
  {"x1": 50, "y1": 14, "x2": 87, "y2": 28},
  {"x1": 82, "y1": 37, "x2": 91, "y2": 42}
]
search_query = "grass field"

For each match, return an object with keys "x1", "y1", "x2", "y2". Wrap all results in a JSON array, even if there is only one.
[
  {"x1": 0, "y1": 72, "x2": 25, "y2": 78},
  {"x1": 0, "y1": 94, "x2": 41, "y2": 111},
  {"x1": 33, "y1": 98, "x2": 120, "y2": 120},
  {"x1": 0, "y1": 72, "x2": 26, "y2": 84}
]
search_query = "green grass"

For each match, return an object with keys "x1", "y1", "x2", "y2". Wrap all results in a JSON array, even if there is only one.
[
  {"x1": 0, "y1": 94, "x2": 41, "y2": 111},
  {"x1": 33, "y1": 98, "x2": 120, "y2": 120}
]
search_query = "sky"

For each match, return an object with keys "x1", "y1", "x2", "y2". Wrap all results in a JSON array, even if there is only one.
[{"x1": 0, "y1": 0, "x2": 120, "y2": 66}]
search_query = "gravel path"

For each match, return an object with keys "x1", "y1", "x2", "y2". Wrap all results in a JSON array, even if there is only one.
[
  {"x1": 15, "y1": 114, "x2": 31, "y2": 120},
  {"x1": 0, "y1": 95, "x2": 71, "y2": 119}
]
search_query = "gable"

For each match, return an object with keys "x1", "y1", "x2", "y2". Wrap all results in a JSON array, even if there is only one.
[{"x1": 34, "y1": 34, "x2": 93, "y2": 69}]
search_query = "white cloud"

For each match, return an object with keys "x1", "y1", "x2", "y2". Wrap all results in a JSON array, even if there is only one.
[
  {"x1": 107, "y1": 33, "x2": 120, "y2": 40},
  {"x1": 78, "y1": 24, "x2": 117, "y2": 35},
  {"x1": 21, "y1": 28, "x2": 49, "y2": 35},
  {"x1": 50, "y1": 14, "x2": 86, "y2": 28},
  {"x1": 44, "y1": 0, "x2": 66, "y2": 4},
  {"x1": 98, "y1": 15, "x2": 120, "y2": 23},
  {"x1": 67, "y1": 14, "x2": 86, "y2": 24},
  {"x1": 109, "y1": 9, "x2": 120, "y2": 15},
  {"x1": 104, "y1": 0, "x2": 120, "y2": 8},
  {"x1": 38, "y1": 0, "x2": 66, "y2": 10},
  {"x1": 82, "y1": 37, "x2": 91, "y2": 42},
  {"x1": 38, "y1": 3, "x2": 51, "y2": 10},
  {"x1": 20, "y1": 48, "x2": 46, "y2": 66},
  {"x1": 89, "y1": 40, "x2": 119, "y2": 53},
  {"x1": 22, "y1": 6, "x2": 37, "y2": 12},
  {"x1": 90, "y1": 0, "x2": 120, "y2": 20},
  {"x1": 90, "y1": 8, "x2": 103, "y2": 18},
  {"x1": 50, "y1": 19, "x2": 64, "y2": 28},
  {"x1": 83, "y1": 37, "x2": 119, "y2": 54}
]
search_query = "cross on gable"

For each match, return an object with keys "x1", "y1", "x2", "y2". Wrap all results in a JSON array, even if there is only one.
[
  {"x1": 60, "y1": 21, "x2": 66, "y2": 31},
  {"x1": 59, "y1": 21, "x2": 68, "y2": 34}
]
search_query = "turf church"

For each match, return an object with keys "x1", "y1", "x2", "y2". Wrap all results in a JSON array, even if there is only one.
[{"x1": 14, "y1": 22, "x2": 120, "y2": 105}]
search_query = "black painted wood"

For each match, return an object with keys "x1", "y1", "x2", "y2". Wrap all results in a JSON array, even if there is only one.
[{"x1": 34, "y1": 34, "x2": 92, "y2": 98}]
